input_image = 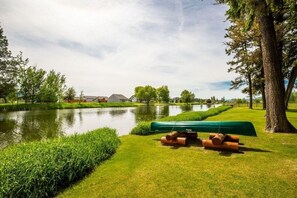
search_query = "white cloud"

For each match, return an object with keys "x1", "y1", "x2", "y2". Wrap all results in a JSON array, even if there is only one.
[{"x1": 0, "y1": 0, "x2": 244, "y2": 99}]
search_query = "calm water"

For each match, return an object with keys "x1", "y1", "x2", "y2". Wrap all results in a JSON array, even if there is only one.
[{"x1": 0, "y1": 104, "x2": 219, "y2": 148}]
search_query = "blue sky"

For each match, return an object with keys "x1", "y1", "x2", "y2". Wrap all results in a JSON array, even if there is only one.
[{"x1": 0, "y1": 0, "x2": 244, "y2": 99}]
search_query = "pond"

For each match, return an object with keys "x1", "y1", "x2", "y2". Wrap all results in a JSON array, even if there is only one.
[{"x1": 0, "y1": 104, "x2": 220, "y2": 148}]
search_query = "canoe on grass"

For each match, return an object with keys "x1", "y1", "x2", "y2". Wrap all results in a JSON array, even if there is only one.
[{"x1": 150, "y1": 121, "x2": 257, "y2": 137}]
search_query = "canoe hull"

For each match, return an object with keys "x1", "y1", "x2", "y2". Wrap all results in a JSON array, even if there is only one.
[{"x1": 150, "y1": 121, "x2": 257, "y2": 137}]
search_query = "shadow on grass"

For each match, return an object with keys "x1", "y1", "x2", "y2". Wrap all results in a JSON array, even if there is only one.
[
  {"x1": 153, "y1": 138, "x2": 271, "y2": 155},
  {"x1": 287, "y1": 109, "x2": 297, "y2": 112},
  {"x1": 240, "y1": 147, "x2": 271, "y2": 153}
]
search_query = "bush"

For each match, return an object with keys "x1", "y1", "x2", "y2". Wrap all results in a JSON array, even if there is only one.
[
  {"x1": 130, "y1": 106, "x2": 232, "y2": 135},
  {"x1": 0, "y1": 128, "x2": 120, "y2": 197},
  {"x1": 130, "y1": 122, "x2": 151, "y2": 135}
]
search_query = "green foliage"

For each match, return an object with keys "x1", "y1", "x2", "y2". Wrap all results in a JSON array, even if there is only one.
[
  {"x1": 130, "y1": 106, "x2": 232, "y2": 135},
  {"x1": 130, "y1": 122, "x2": 151, "y2": 135},
  {"x1": 39, "y1": 70, "x2": 66, "y2": 103},
  {"x1": 0, "y1": 128, "x2": 120, "y2": 197},
  {"x1": 289, "y1": 91, "x2": 297, "y2": 102},
  {"x1": 19, "y1": 66, "x2": 46, "y2": 103},
  {"x1": 0, "y1": 26, "x2": 26, "y2": 103},
  {"x1": 180, "y1": 89, "x2": 195, "y2": 104},
  {"x1": 225, "y1": 17, "x2": 262, "y2": 108},
  {"x1": 157, "y1": 85, "x2": 170, "y2": 103},
  {"x1": 0, "y1": 25, "x2": 72, "y2": 104},
  {"x1": 134, "y1": 85, "x2": 157, "y2": 105},
  {"x1": 160, "y1": 105, "x2": 231, "y2": 121},
  {"x1": 0, "y1": 102, "x2": 141, "y2": 112},
  {"x1": 79, "y1": 90, "x2": 84, "y2": 104},
  {"x1": 64, "y1": 87, "x2": 76, "y2": 102}
]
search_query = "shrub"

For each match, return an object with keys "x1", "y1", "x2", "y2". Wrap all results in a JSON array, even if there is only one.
[
  {"x1": 130, "y1": 106, "x2": 232, "y2": 135},
  {"x1": 0, "y1": 128, "x2": 120, "y2": 198},
  {"x1": 130, "y1": 122, "x2": 152, "y2": 135}
]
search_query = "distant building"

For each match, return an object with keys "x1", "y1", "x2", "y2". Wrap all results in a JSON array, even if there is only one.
[
  {"x1": 108, "y1": 94, "x2": 129, "y2": 102},
  {"x1": 68, "y1": 96, "x2": 108, "y2": 103},
  {"x1": 97, "y1": 96, "x2": 108, "y2": 103},
  {"x1": 129, "y1": 95, "x2": 137, "y2": 102},
  {"x1": 84, "y1": 96, "x2": 98, "y2": 102},
  {"x1": 84, "y1": 96, "x2": 108, "y2": 102}
]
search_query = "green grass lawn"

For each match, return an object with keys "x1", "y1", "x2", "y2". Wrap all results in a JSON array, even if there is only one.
[{"x1": 58, "y1": 106, "x2": 297, "y2": 198}]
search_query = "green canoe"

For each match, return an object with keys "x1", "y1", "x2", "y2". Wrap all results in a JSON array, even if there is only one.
[{"x1": 151, "y1": 121, "x2": 257, "y2": 136}]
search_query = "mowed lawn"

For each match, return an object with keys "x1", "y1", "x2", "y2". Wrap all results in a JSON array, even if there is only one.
[{"x1": 58, "y1": 105, "x2": 297, "y2": 198}]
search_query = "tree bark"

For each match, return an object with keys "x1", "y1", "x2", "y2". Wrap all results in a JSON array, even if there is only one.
[
  {"x1": 284, "y1": 66, "x2": 297, "y2": 109},
  {"x1": 257, "y1": 3, "x2": 297, "y2": 132},
  {"x1": 260, "y1": 66, "x2": 266, "y2": 109},
  {"x1": 248, "y1": 72, "x2": 253, "y2": 109}
]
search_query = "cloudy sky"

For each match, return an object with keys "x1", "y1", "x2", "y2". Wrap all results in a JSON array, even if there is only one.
[{"x1": 0, "y1": 0, "x2": 244, "y2": 99}]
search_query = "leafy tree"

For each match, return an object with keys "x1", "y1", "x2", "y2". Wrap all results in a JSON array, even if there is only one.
[
  {"x1": 157, "y1": 85, "x2": 170, "y2": 103},
  {"x1": 19, "y1": 66, "x2": 46, "y2": 103},
  {"x1": 218, "y1": 0, "x2": 296, "y2": 132},
  {"x1": 225, "y1": 18, "x2": 262, "y2": 109},
  {"x1": 236, "y1": 98, "x2": 243, "y2": 107},
  {"x1": 0, "y1": 25, "x2": 25, "y2": 103},
  {"x1": 205, "y1": 99, "x2": 212, "y2": 104},
  {"x1": 134, "y1": 85, "x2": 157, "y2": 105},
  {"x1": 64, "y1": 87, "x2": 76, "y2": 102},
  {"x1": 134, "y1": 86, "x2": 143, "y2": 103},
  {"x1": 283, "y1": 2, "x2": 297, "y2": 109},
  {"x1": 79, "y1": 90, "x2": 84, "y2": 104},
  {"x1": 180, "y1": 90, "x2": 195, "y2": 104},
  {"x1": 39, "y1": 70, "x2": 66, "y2": 103},
  {"x1": 289, "y1": 91, "x2": 297, "y2": 103}
]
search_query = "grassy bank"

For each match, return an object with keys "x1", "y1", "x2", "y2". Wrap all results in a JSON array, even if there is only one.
[
  {"x1": 0, "y1": 128, "x2": 120, "y2": 197},
  {"x1": 130, "y1": 105, "x2": 231, "y2": 135},
  {"x1": 59, "y1": 106, "x2": 297, "y2": 198},
  {"x1": 0, "y1": 102, "x2": 142, "y2": 112}
]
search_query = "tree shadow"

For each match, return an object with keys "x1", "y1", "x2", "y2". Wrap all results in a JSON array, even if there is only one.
[
  {"x1": 287, "y1": 109, "x2": 297, "y2": 112},
  {"x1": 240, "y1": 147, "x2": 271, "y2": 153}
]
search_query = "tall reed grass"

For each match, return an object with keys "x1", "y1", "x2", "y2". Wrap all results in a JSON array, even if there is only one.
[
  {"x1": 130, "y1": 105, "x2": 232, "y2": 135},
  {"x1": 0, "y1": 128, "x2": 120, "y2": 197}
]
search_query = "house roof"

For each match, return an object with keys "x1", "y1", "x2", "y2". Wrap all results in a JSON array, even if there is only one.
[
  {"x1": 84, "y1": 96, "x2": 98, "y2": 99},
  {"x1": 109, "y1": 94, "x2": 128, "y2": 100},
  {"x1": 129, "y1": 95, "x2": 136, "y2": 100}
]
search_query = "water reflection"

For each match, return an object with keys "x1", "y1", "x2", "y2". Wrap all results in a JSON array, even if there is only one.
[
  {"x1": 0, "y1": 110, "x2": 66, "y2": 149},
  {"x1": 19, "y1": 110, "x2": 64, "y2": 142},
  {"x1": 63, "y1": 109, "x2": 75, "y2": 128},
  {"x1": 180, "y1": 105, "x2": 193, "y2": 112},
  {"x1": 0, "y1": 118, "x2": 18, "y2": 148},
  {"x1": 134, "y1": 106, "x2": 157, "y2": 121},
  {"x1": 109, "y1": 109, "x2": 127, "y2": 117},
  {"x1": 0, "y1": 104, "x2": 220, "y2": 148}
]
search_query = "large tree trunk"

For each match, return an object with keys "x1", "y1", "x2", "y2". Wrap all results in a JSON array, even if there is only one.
[
  {"x1": 247, "y1": 73, "x2": 253, "y2": 109},
  {"x1": 257, "y1": 3, "x2": 296, "y2": 132},
  {"x1": 284, "y1": 66, "x2": 297, "y2": 109}
]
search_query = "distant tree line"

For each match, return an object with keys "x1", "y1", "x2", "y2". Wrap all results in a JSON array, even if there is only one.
[
  {"x1": 134, "y1": 85, "x2": 221, "y2": 105},
  {"x1": 0, "y1": 25, "x2": 76, "y2": 103}
]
